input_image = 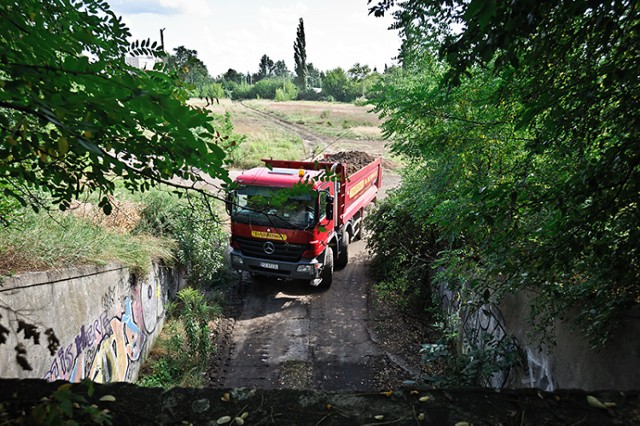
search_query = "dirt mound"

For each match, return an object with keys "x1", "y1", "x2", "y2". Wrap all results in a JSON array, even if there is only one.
[{"x1": 325, "y1": 151, "x2": 376, "y2": 175}]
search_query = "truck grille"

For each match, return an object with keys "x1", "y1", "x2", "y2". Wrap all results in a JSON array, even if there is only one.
[{"x1": 235, "y1": 237, "x2": 308, "y2": 262}]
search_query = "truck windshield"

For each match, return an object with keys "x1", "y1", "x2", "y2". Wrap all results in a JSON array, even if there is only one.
[{"x1": 231, "y1": 186, "x2": 316, "y2": 229}]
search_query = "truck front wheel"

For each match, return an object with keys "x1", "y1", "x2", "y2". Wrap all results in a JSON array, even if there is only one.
[{"x1": 319, "y1": 247, "x2": 334, "y2": 289}]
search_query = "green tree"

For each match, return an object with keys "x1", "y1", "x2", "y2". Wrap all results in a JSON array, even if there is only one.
[
  {"x1": 306, "y1": 62, "x2": 323, "y2": 88},
  {"x1": 322, "y1": 68, "x2": 356, "y2": 102},
  {"x1": 221, "y1": 68, "x2": 244, "y2": 84},
  {"x1": 348, "y1": 63, "x2": 375, "y2": 97},
  {"x1": 273, "y1": 60, "x2": 290, "y2": 78},
  {"x1": 370, "y1": 0, "x2": 640, "y2": 346},
  {"x1": 257, "y1": 54, "x2": 274, "y2": 81},
  {"x1": 275, "y1": 80, "x2": 299, "y2": 102},
  {"x1": 0, "y1": 0, "x2": 230, "y2": 217},
  {"x1": 293, "y1": 18, "x2": 308, "y2": 90},
  {"x1": 165, "y1": 46, "x2": 210, "y2": 86}
]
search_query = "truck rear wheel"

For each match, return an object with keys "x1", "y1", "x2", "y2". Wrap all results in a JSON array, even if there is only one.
[
  {"x1": 336, "y1": 232, "x2": 349, "y2": 269},
  {"x1": 319, "y1": 247, "x2": 334, "y2": 289}
]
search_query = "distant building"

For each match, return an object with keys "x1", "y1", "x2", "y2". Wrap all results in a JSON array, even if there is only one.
[{"x1": 125, "y1": 56, "x2": 161, "y2": 70}]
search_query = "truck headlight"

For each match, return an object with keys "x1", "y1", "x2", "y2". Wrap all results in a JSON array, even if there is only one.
[
  {"x1": 296, "y1": 265, "x2": 313, "y2": 274},
  {"x1": 231, "y1": 255, "x2": 244, "y2": 265}
]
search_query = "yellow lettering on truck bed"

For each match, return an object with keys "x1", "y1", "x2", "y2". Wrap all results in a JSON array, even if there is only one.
[{"x1": 348, "y1": 171, "x2": 378, "y2": 200}]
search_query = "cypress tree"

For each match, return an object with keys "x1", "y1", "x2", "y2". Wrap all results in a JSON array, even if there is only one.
[{"x1": 293, "y1": 18, "x2": 307, "y2": 90}]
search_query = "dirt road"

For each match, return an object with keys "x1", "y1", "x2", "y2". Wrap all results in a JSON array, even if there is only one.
[
  {"x1": 207, "y1": 102, "x2": 409, "y2": 390},
  {"x1": 218, "y1": 239, "x2": 392, "y2": 390}
]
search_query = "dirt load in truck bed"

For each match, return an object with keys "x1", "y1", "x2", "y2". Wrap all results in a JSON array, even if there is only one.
[{"x1": 325, "y1": 151, "x2": 376, "y2": 175}]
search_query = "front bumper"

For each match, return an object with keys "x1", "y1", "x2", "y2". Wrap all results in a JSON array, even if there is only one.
[{"x1": 230, "y1": 249, "x2": 321, "y2": 280}]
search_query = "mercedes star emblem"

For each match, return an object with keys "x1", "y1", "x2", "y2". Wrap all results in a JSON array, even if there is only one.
[{"x1": 263, "y1": 241, "x2": 276, "y2": 255}]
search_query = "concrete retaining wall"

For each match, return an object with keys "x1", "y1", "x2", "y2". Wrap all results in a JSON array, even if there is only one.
[
  {"x1": 436, "y1": 281, "x2": 640, "y2": 390},
  {"x1": 0, "y1": 263, "x2": 183, "y2": 383},
  {"x1": 500, "y1": 292, "x2": 640, "y2": 390}
]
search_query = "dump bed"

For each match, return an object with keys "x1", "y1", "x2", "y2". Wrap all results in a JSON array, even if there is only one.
[
  {"x1": 263, "y1": 153, "x2": 382, "y2": 227},
  {"x1": 336, "y1": 155, "x2": 382, "y2": 225}
]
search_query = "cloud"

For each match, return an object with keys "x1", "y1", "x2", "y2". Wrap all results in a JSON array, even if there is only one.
[
  {"x1": 110, "y1": 0, "x2": 178, "y2": 15},
  {"x1": 110, "y1": 0, "x2": 213, "y2": 17},
  {"x1": 160, "y1": 0, "x2": 214, "y2": 17},
  {"x1": 258, "y1": 4, "x2": 309, "y2": 33}
]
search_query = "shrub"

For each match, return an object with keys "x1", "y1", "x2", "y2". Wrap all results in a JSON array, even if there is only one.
[
  {"x1": 134, "y1": 191, "x2": 228, "y2": 287},
  {"x1": 367, "y1": 166, "x2": 447, "y2": 313},
  {"x1": 275, "y1": 80, "x2": 298, "y2": 101},
  {"x1": 353, "y1": 96, "x2": 370, "y2": 106},
  {"x1": 297, "y1": 88, "x2": 323, "y2": 101},
  {"x1": 137, "y1": 288, "x2": 221, "y2": 388}
]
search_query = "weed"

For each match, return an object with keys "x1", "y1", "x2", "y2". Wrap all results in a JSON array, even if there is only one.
[
  {"x1": 137, "y1": 288, "x2": 221, "y2": 388},
  {"x1": 177, "y1": 288, "x2": 221, "y2": 362},
  {"x1": 29, "y1": 381, "x2": 112, "y2": 425},
  {"x1": 134, "y1": 191, "x2": 228, "y2": 287}
]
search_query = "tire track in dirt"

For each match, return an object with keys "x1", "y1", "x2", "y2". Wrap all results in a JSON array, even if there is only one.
[
  {"x1": 219, "y1": 239, "x2": 388, "y2": 390},
  {"x1": 238, "y1": 101, "x2": 334, "y2": 160}
]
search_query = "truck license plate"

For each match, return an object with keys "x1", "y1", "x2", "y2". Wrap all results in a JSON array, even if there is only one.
[{"x1": 260, "y1": 262, "x2": 279, "y2": 270}]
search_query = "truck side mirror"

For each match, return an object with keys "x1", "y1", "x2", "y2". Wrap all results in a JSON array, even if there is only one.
[
  {"x1": 326, "y1": 195, "x2": 334, "y2": 220},
  {"x1": 225, "y1": 191, "x2": 233, "y2": 215}
]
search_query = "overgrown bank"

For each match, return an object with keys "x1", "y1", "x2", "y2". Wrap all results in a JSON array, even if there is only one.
[
  {"x1": 0, "y1": 185, "x2": 231, "y2": 387},
  {"x1": 365, "y1": 0, "x2": 640, "y2": 389}
]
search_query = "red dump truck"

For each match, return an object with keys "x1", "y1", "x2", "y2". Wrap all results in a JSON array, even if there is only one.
[{"x1": 227, "y1": 153, "x2": 382, "y2": 288}]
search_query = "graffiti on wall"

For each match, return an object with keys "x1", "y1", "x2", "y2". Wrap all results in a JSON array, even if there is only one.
[
  {"x1": 140, "y1": 270, "x2": 165, "y2": 334},
  {"x1": 436, "y1": 279, "x2": 556, "y2": 390},
  {"x1": 523, "y1": 347, "x2": 554, "y2": 391},
  {"x1": 43, "y1": 271, "x2": 167, "y2": 383}
]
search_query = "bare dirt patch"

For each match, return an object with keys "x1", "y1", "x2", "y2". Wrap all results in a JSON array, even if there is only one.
[{"x1": 351, "y1": 125, "x2": 383, "y2": 139}]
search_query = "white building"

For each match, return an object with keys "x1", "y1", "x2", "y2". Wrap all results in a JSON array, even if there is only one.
[{"x1": 125, "y1": 56, "x2": 161, "y2": 70}]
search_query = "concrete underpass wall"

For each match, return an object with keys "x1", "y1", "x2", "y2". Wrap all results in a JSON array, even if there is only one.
[
  {"x1": 437, "y1": 282, "x2": 640, "y2": 390},
  {"x1": 0, "y1": 263, "x2": 183, "y2": 383},
  {"x1": 500, "y1": 292, "x2": 640, "y2": 391}
]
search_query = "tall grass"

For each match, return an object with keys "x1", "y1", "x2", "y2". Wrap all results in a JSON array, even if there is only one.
[{"x1": 0, "y1": 209, "x2": 173, "y2": 276}]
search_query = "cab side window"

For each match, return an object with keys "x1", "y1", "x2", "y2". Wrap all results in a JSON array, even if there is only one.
[{"x1": 318, "y1": 191, "x2": 327, "y2": 220}]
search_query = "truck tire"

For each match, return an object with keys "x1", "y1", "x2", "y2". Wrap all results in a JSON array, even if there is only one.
[
  {"x1": 335, "y1": 232, "x2": 349, "y2": 269},
  {"x1": 319, "y1": 247, "x2": 334, "y2": 289}
]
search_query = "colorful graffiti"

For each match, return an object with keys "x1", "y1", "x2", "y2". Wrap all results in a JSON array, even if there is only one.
[{"x1": 43, "y1": 279, "x2": 160, "y2": 383}]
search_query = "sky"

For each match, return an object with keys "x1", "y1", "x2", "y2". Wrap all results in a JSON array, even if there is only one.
[{"x1": 109, "y1": 0, "x2": 401, "y2": 77}]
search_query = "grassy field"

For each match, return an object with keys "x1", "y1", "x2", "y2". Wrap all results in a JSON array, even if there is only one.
[
  {"x1": 190, "y1": 98, "x2": 389, "y2": 169},
  {"x1": 244, "y1": 99, "x2": 383, "y2": 141}
]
